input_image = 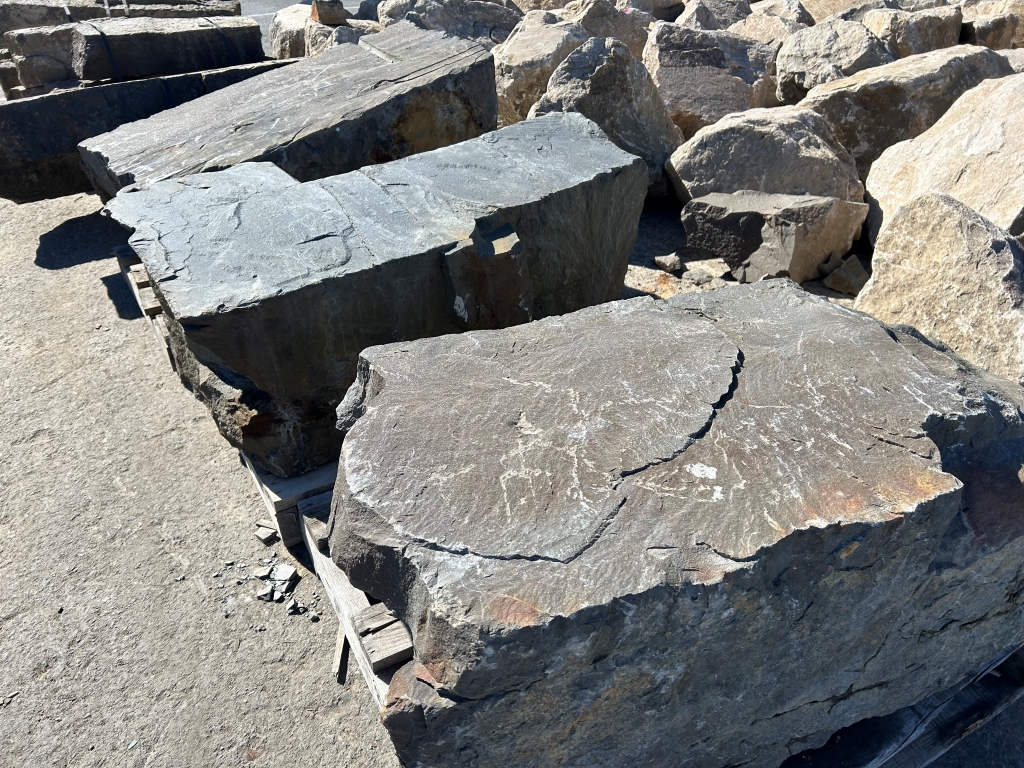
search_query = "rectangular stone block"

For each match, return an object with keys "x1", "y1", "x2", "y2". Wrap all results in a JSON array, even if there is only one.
[
  {"x1": 104, "y1": 113, "x2": 648, "y2": 477},
  {"x1": 78, "y1": 22, "x2": 498, "y2": 198},
  {"x1": 0, "y1": 0, "x2": 241, "y2": 36},
  {"x1": 327, "y1": 279, "x2": 1024, "y2": 768},
  {"x1": 0, "y1": 58, "x2": 293, "y2": 203}
]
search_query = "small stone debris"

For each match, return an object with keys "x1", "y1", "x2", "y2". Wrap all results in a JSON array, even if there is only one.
[
  {"x1": 254, "y1": 566, "x2": 273, "y2": 580},
  {"x1": 681, "y1": 269, "x2": 712, "y2": 286},
  {"x1": 309, "y1": 613, "x2": 321, "y2": 623},
  {"x1": 0, "y1": 692, "x2": 20, "y2": 708},
  {"x1": 128, "y1": 740, "x2": 138, "y2": 750},
  {"x1": 254, "y1": 519, "x2": 276, "y2": 531},
  {"x1": 174, "y1": 575, "x2": 186, "y2": 582},
  {"x1": 212, "y1": 572, "x2": 222, "y2": 578},
  {"x1": 654, "y1": 253, "x2": 683, "y2": 273},
  {"x1": 286, "y1": 599, "x2": 308, "y2": 615},
  {"x1": 256, "y1": 585, "x2": 275, "y2": 602},
  {"x1": 254, "y1": 526, "x2": 279, "y2": 545}
]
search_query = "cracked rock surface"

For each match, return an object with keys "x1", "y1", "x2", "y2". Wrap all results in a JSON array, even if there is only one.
[{"x1": 330, "y1": 280, "x2": 1024, "y2": 768}]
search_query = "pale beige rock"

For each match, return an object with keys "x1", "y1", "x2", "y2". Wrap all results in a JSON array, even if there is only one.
[
  {"x1": 861, "y1": 6, "x2": 961, "y2": 57},
  {"x1": 269, "y1": 3, "x2": 309, "y2": 58},
  {"x1": 642, "y1": 21, "x2": 776, "y2": 137},
  {"x1": 855, "y1": 193, "x2": 1024, "y2": 384},
  {"x1": 557, "y1": 0, "x2": 653, "y2": 58},
  {"x1": 800, "y1": 0, "x2": 877, "y2": 21},
  {"x1": 305, "y1": 15, "x2": 368, "y2": 56},
  {"x1": 378, "y1": 0, "x2": 524, "y2": 47},
  {"x1": 998, "y1": 47, "x2": 1024, "y2": 71},
  {"x1": 311, "y1": 0, "x2": 348, "y2": 24},
  {"x1": 801, "y1": 44, "x2": 1013, "y2": 177},
  {"x1": 530, "y1": 36, "x2": 683, "y2": 191},
  {"x1": 775, "y1": 19, "x2": 892, "y2": 103},
  {"x1": 750, "y1": 0, "x2": 813, "y2": 23},
  {"x1": 493, "y1": 10, "x2": 588, "y2": 124},
  {"x1": 666, "y1": 106, "x2": 864, "y2": 202},
  {"x1": 728, "y1": 12, "x2": 805, "y2": 44},
  {"x1": 822, "y1": 253, "x2": 870, "y2": 294},
  {"x1": 961, "y1": 11, "x2": 1020, "y2": 49},
  {"x1": 866, "y1": 73, "x2": 1024, "y2": 242},
  {"x1": 962, "y1": 0, "x2": 1024, "y2": 45}
]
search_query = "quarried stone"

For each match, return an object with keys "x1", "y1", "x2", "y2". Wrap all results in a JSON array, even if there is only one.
[
  {"x1": 0, "y1": 0, "x2": 240, "y2": 37},
  {"x1": 378, "y1": 0, "x2": 523, "y2": 47},
  {"x1": 269, "y1": 3, "x2": 308, "y2": 58},
  {"x1": 861, "y1": 6, "x2": 961, "y2": 56},
  {"x1": 104, "y1": 113, "x2": 648, "y2": 476}
]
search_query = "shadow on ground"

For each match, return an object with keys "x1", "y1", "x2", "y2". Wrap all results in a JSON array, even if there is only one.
[
  {"x1": 35, "y1": 208, "x2": 127, "y2": 270},
  {"x1": 100, "y1": 272, "x2": 144, "y2": 320}
]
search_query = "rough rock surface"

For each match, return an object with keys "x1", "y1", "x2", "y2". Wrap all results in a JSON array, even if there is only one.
[
  {"x1": 3, "y1": 23, "x2": 77, "y2": 89},
  {"x1": 750, "y1": 0, "x2": 813, "y2": 23},
  {"x1": 104, "y1": 113, "x2": 648, "y2": 476},
  {"x1": 329, "y1": 279, "x2": 1024, "y2": 768},
  {"x1": 775, "y1": 19, "x2": 893, "y2": 103},
  {"x1": 0, "y1": 0, "x2": 240, "y2": 36},
  {"x1": 866, "y1": 72, "x2": 1024, "y2": 241},
  {"x1": 559, "y1": 0, "x2": 653, "y2": 58},
  {"x1": 728, "y1": 12, "x2": 806, "y2": 45},
  {"x1": 78, "y1": 23, "x2": 497, "y2": 197},
  {"x1": 0, "y1": 59, "x2": 292, "y2": 203},
  {"x1": 962, "y1": 0, "x2": 1024, "y2": 45},
  {"x1": 861, "y1": 6, "x2": 961, "y2": 57},
  {"x1": 530, "y1": 37, "x2": 683, "y2": 192},
  {"x1": 962, "y1": 10, "x2": 1020, "y2": 48},
  {"x1": 305, "y1": 15, "x2": 369, "y2": 56},
  {"x1": 642, "y1": 21, "x2": 776, "y2": 136},
  {"x1": 492, "y1": 10, "x2": 588, "y2": 124},
  {"x1": 378, "y1": 0, "x2": 523, "y2": 47},
  {"x1": 665, "y1": 106, "x2": 864, "y2": 203},
  {"x1": 855, "y1": 193, "x2": 1024, "y2": 384},
  {"x1": 800, "y1": 0, "x2": 880, "y2": 21},
  {"x1": 681, "y1": 190, "x2": 868, "y2": 281},
  {"x1": 269, "y1": 3, "x2": 308, "y2": 58},
  {"x1": 801, "y1": 44, "x2": 1013, "y2": 177},
  {"x1": 676, "y1": 0, "x2": 752, "y2": 27}
]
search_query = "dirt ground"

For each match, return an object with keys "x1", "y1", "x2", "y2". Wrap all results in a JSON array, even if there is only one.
[
  {"x1": 0, "y1": 193, "x2": 401, "y2": 768},
  {"x1": 2, "y1": 191, "x2": 1022, "y2": 768}
]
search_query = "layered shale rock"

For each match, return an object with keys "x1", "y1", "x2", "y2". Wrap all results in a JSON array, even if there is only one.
[
  {"x1": 866, "y1": 72, "x2": 1024, "y2": 241},
  {"x1": 665, "y1": 106, "x2": 864, "y2": 203},
  {"x1": 681, "y1": 190, "x2": 868, "y2": 281},
  {"x1": 77, "y1": 23, "x2": 497, "y2": 197},
  {"x1": 855, "y1": 193, "x2": 1024, "y2": 384},
  {"x1": 330, "y1": 279, "x2": 1024, "y2": 768},
  {"x1": 801, "y1": 44, "x2": 1012, "y2": 177},
  {"x1": 0, "y1": 59, "x2": 292, "y2": 203},
  {"x1": 105, "y1": 113, "x2": 648, "y2": 476},
  {"x1": 642, "y1": 21, "x2": 776, "y2": 136},
  {"x1": 775, "y1": 19, "x2": 892, "y2": 103},
  {"x1": 530, "y1": 37, "x2": 683, "y2": 192}
]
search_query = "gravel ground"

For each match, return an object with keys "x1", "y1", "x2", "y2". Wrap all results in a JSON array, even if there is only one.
[{"x1": 0, "y1": 193, "x2": 400, "y2": 768}]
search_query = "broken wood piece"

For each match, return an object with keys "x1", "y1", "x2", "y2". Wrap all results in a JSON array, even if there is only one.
[
  {"x1": 332, "y1": 627, "x2": 349, "y2": 685},
  {"x1": 137, "y1": 286, "x2": 161, "y2": 316},
  {"x1": 129, "y1": 263, "x2": 150, "y2": 288},
  {"x1": 354, "y1": 602, "x2": 400, "y2": 636},
  {"x1": 364, "y1": 619, "x2": 414, "y2": 673}
]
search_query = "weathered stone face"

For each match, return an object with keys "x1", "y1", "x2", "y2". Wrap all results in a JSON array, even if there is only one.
[
  {"x1": 861, "y1": 6, "x2": 961, "y2": 57},
  {"x1": 331, "y1": 279, "x2": 1024, "y2": 768},
  {"x1": 801, "y1": 44, "x2": 1013, "y2": 178},
  {"x1": 676, "y1": 0, "x2": 752, "y2": 27},
  {"x1": 665, "y1": 106, "x2": 864, "y2": 203},
  {"x1": 77, "y1": 23, "x2": 498, "y2": 197},
  {"x1": 268, "y1": 3, "x2": 308, "y2": 58},
  {"x1": 866, "y1": 72, "x2": 1024, "y2": 242},
  {"x1": 378, "y1": 0, "x2": 523, "y2": 47},
  {"x1": 642, "y1": 21, "x2": 776, "y2": 137},
  {"x1": 855, "y1": 193, "x2": 1024, "y2": 385},
  {"x1": 727, "y1": 12, "x2": 806, "y2": 46},
  {"x1": 559, "y1": 0, "x2": 653, "y2": 58},
  {"x1": 750, "y1": 0, "x2": 813, "y2": 25},
  {"x1": 105, "y1": 114, "x2": 648, "y2": 476},
  {"x1": 0, "y1": 0, "x2": 240, "y2": 37},
  {"x1": 530, "y1": 36, "x2": 683, "y2": 193}
]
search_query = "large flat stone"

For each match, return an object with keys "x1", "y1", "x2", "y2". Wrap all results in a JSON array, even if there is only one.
[
  {"x1": 77, "y1": 22, "x2": 497, "y2": 197},
  {"x1": 104, "y1": 113, "x2": 648, "y2": 477},
  {"x1": 0, "y1": 0, "x2": 240, "y2": 36},
  {"x1": 330, "y1": 279, "x2": 1024, "y2": 768},
  {"x1": 0, "y1": 59, "x2": 292, "y2": 203}
]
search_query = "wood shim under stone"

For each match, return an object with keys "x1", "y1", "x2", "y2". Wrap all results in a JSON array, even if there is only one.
[{"x1": 114, "y1": 245, "x2": 174, "y2": 370}]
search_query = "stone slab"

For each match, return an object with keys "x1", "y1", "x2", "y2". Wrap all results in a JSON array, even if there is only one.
[
  {"x1": 0, "y1": 58, "x2": 292, "y2": 203},
  {"x1": 104, "y1": 113, "x2": 648, "y2": 476},
  {"x1": 77, "y1": 22, "x2": 497, "y2": 197},
  {"x1": 0, "y1": 0, "x2": 241, "y2": 36},
  {"x1": 329, "y1": 279, "x2": 1024, "y2": 768}
]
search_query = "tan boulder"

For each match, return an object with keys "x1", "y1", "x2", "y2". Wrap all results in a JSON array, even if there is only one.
[
  {"x1": 675, "y1": 0, "x2": 752, "y2": 27},
  {"x1": 855, "y1": 193, "x2": 1024, "y2": 384},
  {"x1": 728, "y1": 12, "x2": 806, "y2": 45},
  {"x1": 269, "y1": 3, "x2": 309, "y2": 59},
  {"x1": 801, "y1": 44, "x2": 1013, "y2": 178},
  {"x1": 962, "y1": 0, "x2": 1024, "y2": 45},
  {"x1": 558, "y1": 0, "x2": 654, "y2": 58},
  {"x1": 493, "y1": 11, "x2": 588, "y2": 124},
  {"x1": 750, "y1": 0, "x2": 814, "y2": 23},
  {"x1": 642, "y1": 21, "x2": 776, "y2": 137},
  {"x1": 866, "y1": 72, "x2": 1024, "y2": 242},
  {"x1": 861, "y1": 6, "x2": 961, "y2": 57},
  {"x1": 775, "y1": 19, "x2": 893, "y2": 104},
  {"x1": 304, "y1": 16, "x2": 368, "y2": 56},
  {"x1": 961, "y1": 11, "x2": 1020, "y2": 49},
  {"x1": 665, "y1": 106, "x2": 864, "y2": 202}
]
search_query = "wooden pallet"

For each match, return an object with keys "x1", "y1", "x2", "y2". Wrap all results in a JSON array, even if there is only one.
[
  {"x1": 114, "y1": 245, "x2": 176, "y2": 371},
  {"x1": 240, "y1": 453, "x2": 338, "y2": 548}
]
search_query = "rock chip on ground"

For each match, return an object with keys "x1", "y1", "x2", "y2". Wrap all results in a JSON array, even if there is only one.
[
  {"x1": 378, "y1": 0, "x2": 524, "y2": 47},
  {"x1": 105, "y1": 113, "x2": 648, "y2": 476},
  {"x1": 801, "y1": 44, "x2": 1013, "y2": 177},
  {"x1": 530, "y1": 36, "x2": 683, "y2": 192},
  {"x1": 866, "y1": 72, "x2": 1024, "y2": 241},
  {"x1": 558, "y1": 0, "x2": 653, "y2": 58},
  {"x1": 665, "y1": 106, "x2": 864, "y2": 203},
  {"x1": 269, "y1": 3, "x2": 308, "y2": 58},
  {"x1": 329, "y1": 277, "x2": 1024, "y2": 768},
  {"x1": 681, "y1": 190, "x2": 868, "y2": 281},
  {"x1": 855, "y1": 193, "x2": 1024, "y2": 384},
  {"x1": 775, "y1": 19, "x2": 893, "y2": 103},
  {"x1": 642, "y1": 21, "x2": 776, "y2": 136},
  {"x1": 727, "y1": 12, "x2": 806, "y2": 45},
  {"x1": 493, "y1": 10, "x2": 588, "y2": 124},
  {"x1": 750, "y1": 0, "x2": 814, "y2": 23},
  {"x1": 78, "y1": 23, "x2": 497, "y2": 196},
  {"x1": 861, "y1": 6, "x2": 961, "y2": 56}
]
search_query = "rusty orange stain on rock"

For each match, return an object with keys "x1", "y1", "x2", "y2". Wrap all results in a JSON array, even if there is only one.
[{"x1": 485, "y1": 594, "x2": 546, "y2": 627}]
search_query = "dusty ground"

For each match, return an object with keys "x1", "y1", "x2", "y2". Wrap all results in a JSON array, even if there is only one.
[{"x1": 0, "y1": 193, "x2": 401, "y2": 768}]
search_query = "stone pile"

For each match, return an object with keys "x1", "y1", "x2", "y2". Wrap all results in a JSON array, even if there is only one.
[{"x1": 0, "y1": 0, "x2": 239, "y2": 37}]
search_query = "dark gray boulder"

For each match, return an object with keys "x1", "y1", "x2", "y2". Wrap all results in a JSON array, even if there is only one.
[
  {"x1": 0, "y1": 0, "x2": 241, "y2": 37},
  {"x1": 104, "y1": 113, "x2": 648, "y2": 477},
  {"x1": 329, "y1": 279, "x2": 1024, "y2": 768},
  {"x1": 77, "y1": 22, "x2": 497, "y2": 197}
]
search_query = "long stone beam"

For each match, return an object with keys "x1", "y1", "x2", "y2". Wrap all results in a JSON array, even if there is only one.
[
  {"x1": 0, "y1": 0, "x2": 240, "y2": 36},
  {"x1": 329, "y1": 279, "x2": 1024, "y2": 768},
  {"x1": 0, "y1": 59, "x2": 293, "y2": 203},
  {"x1": 104, "y1": 113, "x2": 648, "y2": 477},
  {"x1": 78, "y1": 22, "x2": 498, "y2": 198}
]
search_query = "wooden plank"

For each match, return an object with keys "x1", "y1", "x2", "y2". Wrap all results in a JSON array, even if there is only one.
[
  {"x1": 355, "y1": 602, "x2": 400, "y2": 636},
  {"x1": 365, "y1": 620, "x2": 414, "y2": 672},
  {"x1": 298, "y1": 511, "x2": 390, "y2": 708},
  {"x1": 297, "y1": 491, "x2": 331, "y2": 550},
  {"x1": 332, "y1": 626, "x2": 349, "y2": 685},
  {"x1": 259, "y1": 460, "x2": 338, "y2": 512},
  {"x1": 137, "y1": 286, "x2": 161, "y2": 316},
  {"x1": 129, "y1": 263, "x2": 151, "y2": 288},
  {"x1": 113, "y1": 245, "x2": 141, "y2": 269}
]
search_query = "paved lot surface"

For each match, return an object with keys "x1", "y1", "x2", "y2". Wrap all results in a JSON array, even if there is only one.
[{"x1": 0, "y1": 193, "x2": 400, "y2": 768}]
